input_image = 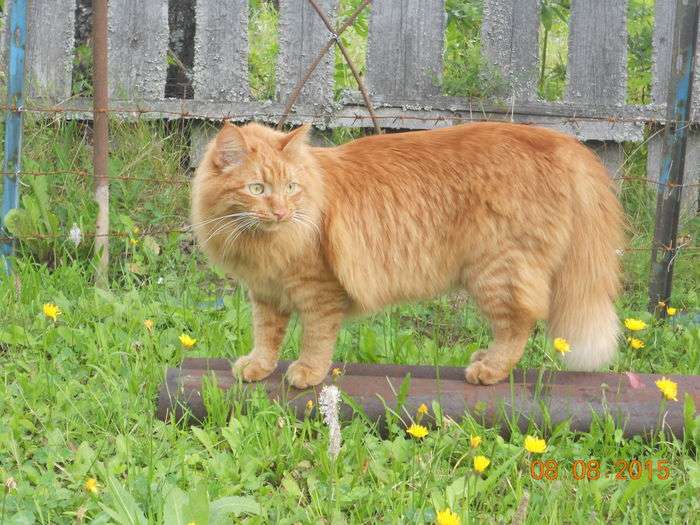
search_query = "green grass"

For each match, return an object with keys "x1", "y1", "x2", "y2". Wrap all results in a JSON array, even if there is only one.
[{"x1": 1, "y1": 0, "x2": 700, "y2": 521}]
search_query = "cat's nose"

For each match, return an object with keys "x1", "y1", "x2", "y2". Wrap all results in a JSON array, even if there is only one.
[{"x1": 273, "y1": 209, "x2": 289, "y2": 221}]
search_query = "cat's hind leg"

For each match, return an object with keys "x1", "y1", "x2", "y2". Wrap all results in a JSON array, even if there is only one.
[
  {"x1": 233, "y1": 297, "x2": 290, "y2": 382},
  {"x1": 462, "y1": 257, "x2": 548, "y2": 385}
]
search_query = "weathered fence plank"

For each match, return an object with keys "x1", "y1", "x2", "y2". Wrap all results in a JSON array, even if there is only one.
[
  {"x1": 277, "y1": 0, "x2": 338, "y2": 109},
  {"x1": 190, "y1": 0, "x2": 249, "y2": 167},
  {"x1": 25, "y1": 0, "x2": 74, "y2": 99},
  {"x1": 647, "y1": 0, "x2": 699, "y2": 216},
  {"x1": 481, "y1": 0, "x2": 539, "y2": 101},
  {"x1": 566, "y1": 0, "x2": 629, "y2": 178},
  {"x1": 366, "y1": 0, "x2": 445, "y2": 99},
  {"x1": 107, "y1": 0, "x2": 169, "y2": 99},
  {"x1": 193, "y1": 0, "x2": 248, "y2": 101}
]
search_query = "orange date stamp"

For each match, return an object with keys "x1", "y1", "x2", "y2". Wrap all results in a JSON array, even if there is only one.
[{"x1": 529, "y1": 459, "x2": 670, "y2": 481}]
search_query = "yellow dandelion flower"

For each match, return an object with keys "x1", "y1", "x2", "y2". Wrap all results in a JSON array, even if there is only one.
[
  {"x1": 331, "y1": 367, "x2": 342, "y2": 378},
  {"x1": 43, "y1": 303, "x2": 60, "y2": 322},
  {"x1": 473, "y1": 455, "x2": 490, "y2": 473},
  {"x1": 84, "y1": 478, "x2": 99, "y2": 494},
  {"x1": 627, "y1": 337, "x2": 645, "y2": 349},
  {"x1": 143, "y1": 319, "x2": 154, "y2": 332},
  {"x1": 553, "y1": 337, "x2": 570, "y2": 354},
  {"x1": 406, "y1": 423, "x2": 429, "y2": 439},
  {"x1": 417, "y1": 403, "x2": 428, "y2": 415},
  {"x1": 666, "y1": 307, "x2": 677, "y2": 316},
  {"x1": 655, "y1": 377, "x2": 678, "y2": 401},
  {"x1": 130, "y1": 238, "x2": 139, "y2": 246},
  {"x1": 179, "y1": 333, "x2": 197, "y2": 348},
  {"x1": 624, "y1": 318, "x2": 647, "y2": 331},
  {"x1": 306, "y1": 399, "x2": 314, "y2": 410},
  {"x1": 436, "y1": 508, "x2": 461, "y2": 525},
  {"x1": 470, "y1": 435, "x2": 482, "y2": 448},
  {"x1": 523, "y1": 435, "x2": 547, "y2": 454}
]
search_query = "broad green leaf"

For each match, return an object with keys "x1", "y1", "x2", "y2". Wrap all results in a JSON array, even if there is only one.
[
  {"x1": 163, "y1": 486, "x2": 188, "y2": 525},
  {"x1": 210, "y1": 496, "x2": 262, "y2": 521},
  {"x1": 184, "y1": 482, "x2": 210, "y2": 525},
  {"x1": 101, "y1": 476, "x2": 148, "y2": 525}
]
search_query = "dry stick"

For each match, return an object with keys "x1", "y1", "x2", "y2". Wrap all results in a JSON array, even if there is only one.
[
  {"x1": 306, "y1": 0, "x2": 382, "y2": 134},
  {"x1": 92, "y1": 0, "x2": 109, "y2": 289},
  {"x1": 276, "y1": 0, "x2": 373, "y2": 130}
]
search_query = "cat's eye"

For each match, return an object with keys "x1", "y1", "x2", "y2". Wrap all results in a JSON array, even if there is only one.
[
  {"x1": 248, "y1": 183, "x2": 265, "y2": 195},
  {"x1": 286, "y1": 182, "x2": 299, "y2": 194}
]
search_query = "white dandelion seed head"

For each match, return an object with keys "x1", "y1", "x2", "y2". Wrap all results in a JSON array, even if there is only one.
[
  {"x1": 69, "y1": 224, "x2": 82, "y2": 247},
  {"x1": 318, "y1": 385, "x2": 341, "y2": 460},
  {"x1": 4, "y1": 477, "x2": 17, "y2": 491}
]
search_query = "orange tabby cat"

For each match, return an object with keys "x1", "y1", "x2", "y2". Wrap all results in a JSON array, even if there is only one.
[{"x1": 191, "y1": 122, "x2": 624, "y2": 388}]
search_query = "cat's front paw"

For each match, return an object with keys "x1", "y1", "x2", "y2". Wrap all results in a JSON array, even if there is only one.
[
  {"x1": 233, "y1": 353, "x2": 276, "y2": 382},
  {"x1": 286, "y1": 361, "x2": 328, "y2": 389},
  {"x1": 464, "y1": 352, "x2": 510, "y2": 385}
]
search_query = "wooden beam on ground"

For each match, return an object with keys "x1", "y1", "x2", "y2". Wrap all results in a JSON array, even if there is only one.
[{"x1": 157, "y1": 359, "x2": 700, "y2": 438}]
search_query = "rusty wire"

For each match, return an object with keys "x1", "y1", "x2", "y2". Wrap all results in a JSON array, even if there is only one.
[
  {"x1": 1, "y1": 228, "x2": 696, "y2": 256},
  {"x1": 305, "y1": 0, "x2": 381, "y2": 134},
  {"x1": 275, "y1": 0, "x2": 378, "y2": 132},
  {"x1": 3, "y1": 170, "x2": 698, "y2": 189}
]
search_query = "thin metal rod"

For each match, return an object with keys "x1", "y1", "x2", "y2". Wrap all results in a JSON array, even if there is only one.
[
  {"x1": 1, "y1": 0, "x2": 28, "y2": 274},
  {"x1": 306, "y1": 0, "x2": 381, "y2": 134},
  {"x1": 648, "y1": 0, "x2": 699, "y2": 313},
  {"x1": 93, "y1": 0, "x2": 110, "y2": 288},
  {"x1": 276, "y1": 0, "x2": 372, "y2": 130}
]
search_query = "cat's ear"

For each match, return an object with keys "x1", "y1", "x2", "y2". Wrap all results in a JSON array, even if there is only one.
[
  {"x1": 213, "y1": 123, "x2": 250, "y2": 168},
  {"x1": 279, "y1": 124, "x2": 311, "y2": 156}
]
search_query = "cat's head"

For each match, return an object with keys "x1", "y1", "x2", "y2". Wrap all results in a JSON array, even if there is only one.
[{"x1": 191, "y1": 122, "x2": 323, "y2": 252}]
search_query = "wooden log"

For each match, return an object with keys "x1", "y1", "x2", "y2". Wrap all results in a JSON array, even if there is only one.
[
  {"x1": 157, "y1": 359, "x2": 700, "y2": 438},
  {"x1": 481, "y1": 0, "x2": 540, "y2": 101},
  {"x1": 566, "y1": 0, "x2": 628, "y2": 177},
  {"x1": 366, "y1": 0, "x2": 445, "y2": 98},
  {"x1": 107, "y1": 0, "x2": 169, "y2": 99}
]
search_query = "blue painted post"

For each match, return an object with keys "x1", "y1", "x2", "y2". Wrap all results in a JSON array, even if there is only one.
[
  {"x1": 648, "y1": 0, "x2": 699, "y2": 313},
  {"x1": 1, "y1": 0, "x2": 28, "y2": 274}
]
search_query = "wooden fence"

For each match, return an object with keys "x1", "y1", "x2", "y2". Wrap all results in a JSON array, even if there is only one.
[{"x1": 1, "y1": 0, "x2": 699, "y2": 210}]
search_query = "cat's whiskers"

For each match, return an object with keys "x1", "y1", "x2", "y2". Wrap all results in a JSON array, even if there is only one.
[
  {"x1": 221, "y1": 217, "x2": 259, "y2": 264},
  {"x1": 202, "y1": 220, "x2": 236, "y2": 245},
  {"x1": 187, "y1": 212, "x2": 252, "y2": 232},
  {"x1": 291, "y1": 210, "x2": 321, "y2": 237},
  {"x1": 200, "y1": 212, "x2": 259, "y2": 245}
]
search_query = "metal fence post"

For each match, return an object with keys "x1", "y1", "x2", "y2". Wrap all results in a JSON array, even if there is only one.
[
  {"x1": 1, "y1": 0, "x2": 28, "y2": 274},
  {"x1": 648, "y1": 0, "x2": 699, "y2": 314},
  {"x1": 93, "y1": 0, "x2": 110, "y2": 288}
]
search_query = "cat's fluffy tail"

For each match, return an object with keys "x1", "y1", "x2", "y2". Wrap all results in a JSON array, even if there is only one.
[{"x1": 548, "y1": 161, "x2": 625, "y2": 371}]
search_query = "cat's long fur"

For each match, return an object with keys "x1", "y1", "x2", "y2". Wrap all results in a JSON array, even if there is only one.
[{"x1": 191, "y1": 122, "x2": 624, "y2": 388}]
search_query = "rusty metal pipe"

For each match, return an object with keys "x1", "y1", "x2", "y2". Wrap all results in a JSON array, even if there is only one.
[{"x1": 156, "y1": 359, "x2": 700, "y2": 438}]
